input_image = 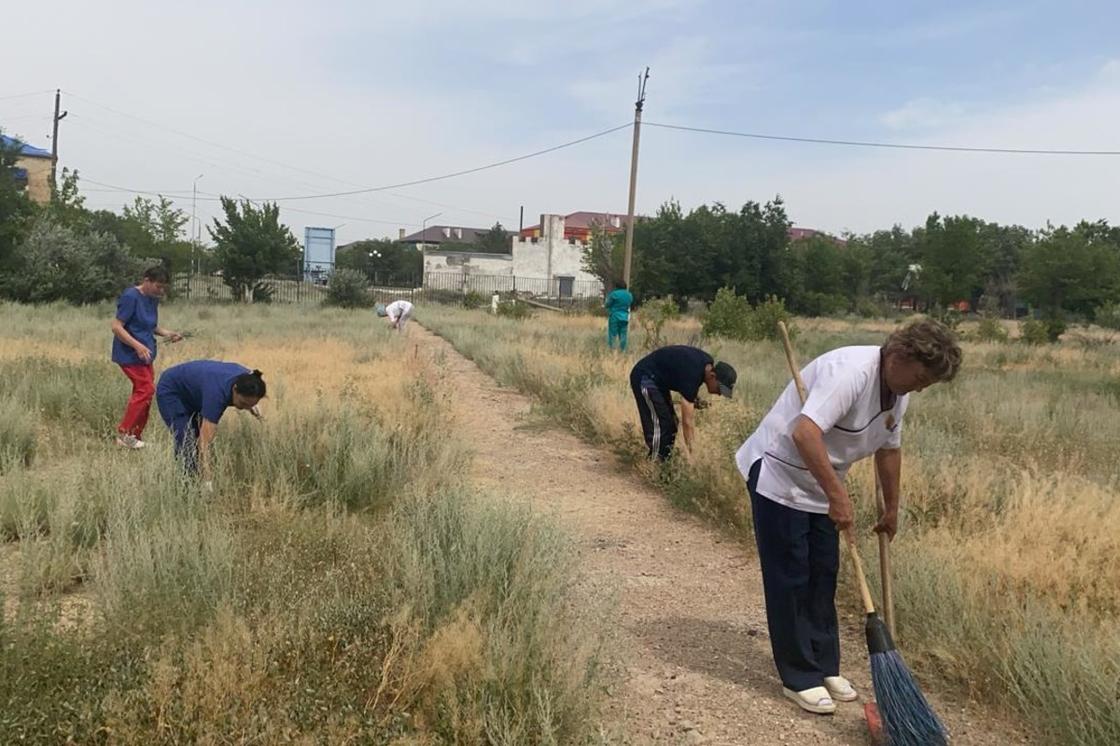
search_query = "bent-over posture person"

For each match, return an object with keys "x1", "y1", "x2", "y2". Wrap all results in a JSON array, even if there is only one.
[
  {"x1": 629, "y1": 345, "x2": 737, "y2": 461},
  {"x1": 110, "y1": 265, "x2": 183, "y2": 449},
  {"x1": 156, "y1": 361, "x2": 265, "y2": 486},
  {"x1": 379, "y1": 299, "x2": 414, "y2": 333},
  {"x1": 735, "y1": 319, "x2": 961, "y2": 715}
]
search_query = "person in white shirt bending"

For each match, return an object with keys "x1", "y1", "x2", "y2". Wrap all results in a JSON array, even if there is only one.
[
  {"x1": 735, "y1": 318, "x2": 961, "y2": 716},
  {"x1": 377, "y1": 299, "x2": 414, "y2": 333}
]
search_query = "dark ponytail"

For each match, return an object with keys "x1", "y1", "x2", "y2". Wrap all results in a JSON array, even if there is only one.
[{"x1": 233, "y1": 369, "x2": 266, "y2": 398}]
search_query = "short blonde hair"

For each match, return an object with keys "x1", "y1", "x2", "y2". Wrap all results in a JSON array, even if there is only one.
[{"x1": 883, "y1": 319, "x2": 962, "y2": 383}]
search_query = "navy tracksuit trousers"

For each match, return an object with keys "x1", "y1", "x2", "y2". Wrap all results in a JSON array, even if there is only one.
[{"x1": 746, "y1": 459, "x2": 841, "y2": 691}]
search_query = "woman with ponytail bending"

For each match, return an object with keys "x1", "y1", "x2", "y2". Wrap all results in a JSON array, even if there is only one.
[{"x1": 156, "y1": 361, "x2": 266, "y2": 485}]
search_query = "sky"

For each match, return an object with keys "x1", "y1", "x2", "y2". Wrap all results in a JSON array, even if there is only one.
[{"x1": 3, "y1": 0, "x2": 1119, "y2": 246}]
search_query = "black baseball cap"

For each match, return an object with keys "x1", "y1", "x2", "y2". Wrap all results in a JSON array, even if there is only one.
[{"x1": 714, "y1": 361, "x2": 737, "y2": 397}]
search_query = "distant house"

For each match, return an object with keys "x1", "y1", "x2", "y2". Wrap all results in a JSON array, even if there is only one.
[
  {"x1": 400, "y1": 225, "x2": 498, "y2": 248},
  {"x1": 788, "y1": 226, "x2": 847, "y2": 246},
  {"x1": 1, "y1": 134, "x2": 51, "y2": 204},
  {"x1": 423, "y1": 213, "x2": 603, "y2": 299},
  {"x1": 520, "y1": 211, "x2": 626, "y2": 242}
]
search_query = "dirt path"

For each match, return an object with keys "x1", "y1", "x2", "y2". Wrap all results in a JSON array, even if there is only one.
[{"x1": 414, "y1": 325, "x2": 1031, "y2": 746}]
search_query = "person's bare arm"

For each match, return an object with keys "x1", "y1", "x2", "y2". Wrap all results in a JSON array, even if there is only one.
[
  {"x1": 154, "y1": 326, "x2": 183, "y2": 342},
  {"x1": 198, "y1": 419, "x2": 219, "y2": 481},
  {"x1": 873, "y1": 447, "x2": 902, "y2": 540},
  {"x1": 110, "y1": 318, "x2": 152, "y2": 363},
  {"x1": 679, "y1": 399, "x2": 696, "y2": 453},
  {"x1": 791, "y1": 415, "x2": 853, "y2": 530}
]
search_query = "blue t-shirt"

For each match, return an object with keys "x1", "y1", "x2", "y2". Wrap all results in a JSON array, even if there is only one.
[
  {"x1": 111, "y1": 286, "x2": 159, "y2": 365},
  {"x1": 605, "y1": 288, "x2": 634, "y2": 321},
  {"x1": 156, "y1": 361, "x2": 249, "y2": 424},
  {"x1": 632, "y1": 345, "x2": 713, "y2": 403}
]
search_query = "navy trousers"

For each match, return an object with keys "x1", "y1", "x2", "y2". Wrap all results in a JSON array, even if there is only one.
[
  {"x1": 747, "y1": 459, "x2": 841, "y2": 691},
  {"x1": 156, "y1": 391, "x2": 201, "y2": 473},
  {"x1": 630, "y1": 371, "x2": 677, "y2": 461}
]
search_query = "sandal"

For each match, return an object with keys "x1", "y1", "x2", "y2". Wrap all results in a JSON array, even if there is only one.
[
  {"x1": 783, "y1": 686, "x2": 836, "y2": 714},
  {"x1": 824, "y1": 675, "x2": 858, "y2": 702}
]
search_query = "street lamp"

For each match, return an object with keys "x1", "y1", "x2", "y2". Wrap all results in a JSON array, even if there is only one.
[
  {"x1": 191, "y1": 174, "x2": 204, "y2": 274},
  {"x1": 420, "y1": 212, "x2": 443, "y2": 252}
]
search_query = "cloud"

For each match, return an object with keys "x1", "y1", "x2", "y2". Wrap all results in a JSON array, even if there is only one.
[{"x1": 881, "y1": 98, "x2": 969, "y2": 131}]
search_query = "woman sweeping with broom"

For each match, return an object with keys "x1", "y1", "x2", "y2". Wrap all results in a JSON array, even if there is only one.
[{"x1": 735, "y1": 319, "x2": 960, "y2": 723}]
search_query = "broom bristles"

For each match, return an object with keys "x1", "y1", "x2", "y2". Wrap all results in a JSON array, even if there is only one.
[{"x1": 870, "y1": 648, "x2": 949, "y2": 746}]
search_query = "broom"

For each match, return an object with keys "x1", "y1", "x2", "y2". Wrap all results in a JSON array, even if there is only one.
[{"x1": 776, "y1": 321, "x2": 948, "y2": 746}]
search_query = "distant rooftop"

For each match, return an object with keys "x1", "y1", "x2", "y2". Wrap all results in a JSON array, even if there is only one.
[
  {"x1": 400, "y1": 225, "x2": 508, "y2": 244},
  {"x1": 0, "y1": 134, "x2": 50, "y2": 159}
]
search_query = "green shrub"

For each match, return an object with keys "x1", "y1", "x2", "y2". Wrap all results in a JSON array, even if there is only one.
[
  {"x1": 1020, "y1": 317, "x2": 1062, "y2": 345},
  {"x1": 855, "y1": 296, "x2": 890, "y2": 318},
  {"x1": 1094, "y1": 301, "x2": 1120, "y2": 330},
  {"x1": 0, "y1": 218, "x2": 148, "y2": 304},
  {"x1": 461, "y1": 290, "x2": 486, "y2": 309},
  {"x1": 324, "y1": 269, "x2": 370, "y2": 309},
  {"x1": 703, "y1": 288, "x2": 794, "y2": 342},
  {"x1": 800, "y1": 291, "x2": 848, "y2": 317},
  {"x1": 496, "y1": 299, "x2": 533, "y2": 320},
  {"x1": 702, "y1": 287, "x2": 753, "y2": 340},
  {"x1": 751, "y1": 295, "x2": 795, "y2": 341},
  {"x1": 638, "y1": 295, "x2": 681, "y2": 349},
  {"x1": 974, "y1": 316, "x2": 1009, "y2": 343}
]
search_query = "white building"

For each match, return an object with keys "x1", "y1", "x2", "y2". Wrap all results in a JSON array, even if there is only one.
[{"x1": 423, "y1": 213, "x2": 604, "y2": 299}]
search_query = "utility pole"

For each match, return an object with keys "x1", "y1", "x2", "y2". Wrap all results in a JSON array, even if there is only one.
[
  {"x1": 191, "y1": 174, "x2": 204, "y2": 274},
  {"x1": 622, "y1": 67, "x2": 649, "y2": 288},
  {"x1": 50, "y1": 89, "x2": 68, "y2": 198}
]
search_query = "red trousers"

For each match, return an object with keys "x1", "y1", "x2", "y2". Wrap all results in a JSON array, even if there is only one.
[{"x1": 118, "y1": 364, "x2": 155, "y2": 437}]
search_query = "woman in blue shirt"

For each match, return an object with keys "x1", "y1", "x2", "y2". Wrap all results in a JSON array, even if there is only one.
[
  {"x1": 110, "y1": 266, "x2": 183, "y2": 449},
  {"x1": 156, "y1": 361, "x2": 265, "y2": 485}
]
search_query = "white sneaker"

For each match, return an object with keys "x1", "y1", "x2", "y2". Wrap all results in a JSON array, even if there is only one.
[
  {"x1": 115, "y1": 434, "x2": 146, "y2": 450},
  {"x1": 783, "y1": 686, "x2": 836, "y2": 714},
  {"x1": 824, "y1": 675, "x2": 858, "y2": 702}
]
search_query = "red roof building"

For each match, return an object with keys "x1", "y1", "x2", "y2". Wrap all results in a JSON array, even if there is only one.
[{"x1": 519, "y1": 211, "x2": 626, "y2": 242}]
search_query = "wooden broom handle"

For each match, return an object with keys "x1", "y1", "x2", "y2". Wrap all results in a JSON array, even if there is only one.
[
  {"x1": 777, "y1": 320, "x2": 878, "y2": 616},
  {"x1": 874, "y1": 473, "x2": 896, "y2": 637}
]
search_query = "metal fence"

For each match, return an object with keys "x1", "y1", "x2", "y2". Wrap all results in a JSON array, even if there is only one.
[{"x1": 173, "y1": 271, "x2": 603, "y2": 308}]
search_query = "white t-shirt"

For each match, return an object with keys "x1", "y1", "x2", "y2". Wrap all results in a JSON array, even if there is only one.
[
  {"x1": 735, "y1": 346, "x2": 907, "y2": 514},
  {"x1": 385, "y1": 300, "x2": 413, "y2": 321}
]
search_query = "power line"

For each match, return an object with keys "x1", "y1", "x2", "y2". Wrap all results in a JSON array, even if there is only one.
[
  {"x1": 64, "y1": 97, "x2": 514, "y2": 223},
  {"x1": 644, "y1": 121, "x2": 1120, "y2": 156},
  {"x1": 0, "y1": 90, "x2": 54, "y2": 102},
  {"x1": 79, "y1": 177, "x2": 418, "y2": 226},
  {"x1": 250, "y1": 123, "x2": 633, "y2": 201}
]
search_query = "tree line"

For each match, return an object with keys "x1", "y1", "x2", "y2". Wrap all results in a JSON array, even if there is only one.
[{"x1": 585, "y1": 197, "x2": 1120, "y2": 325}]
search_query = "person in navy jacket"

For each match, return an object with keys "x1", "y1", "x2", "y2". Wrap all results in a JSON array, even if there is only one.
[{"x1": 156, "y1": 361, "x2": 265, "y2": 486}]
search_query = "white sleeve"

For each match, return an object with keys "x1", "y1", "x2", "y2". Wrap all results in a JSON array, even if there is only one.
[
  {"x1": 884, "y1": 397, "x2": 907, "y2": 449},
  {"x1": 799, "y1": 358, "x2": 865, "y2": 434}
]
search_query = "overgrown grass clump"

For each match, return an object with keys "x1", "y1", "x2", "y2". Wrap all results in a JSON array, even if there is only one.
[{"x1": 0, "y1": 302, "x2": 609, "y2": 744}]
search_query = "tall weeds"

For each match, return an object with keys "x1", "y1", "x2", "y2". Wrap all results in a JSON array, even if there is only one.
[{"x1": 0, "y1": 302, "x2": 608, "y2": 744}]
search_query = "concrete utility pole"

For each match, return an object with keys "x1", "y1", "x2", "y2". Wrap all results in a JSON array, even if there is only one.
[
  {"x1": 622, "y1": 67, "x2": 649, "y2": 288},
  {"x1": 50, "y1": 89, "x2": 68, "y2": 198}
]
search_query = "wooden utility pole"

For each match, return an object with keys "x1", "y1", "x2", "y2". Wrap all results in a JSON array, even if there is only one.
[
  {"x1": 622, "y1": 68, "x2": 649, "y2": 288},
  {"x1": 50, "y1": 89, "x2": 68, "y2": 198}
]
